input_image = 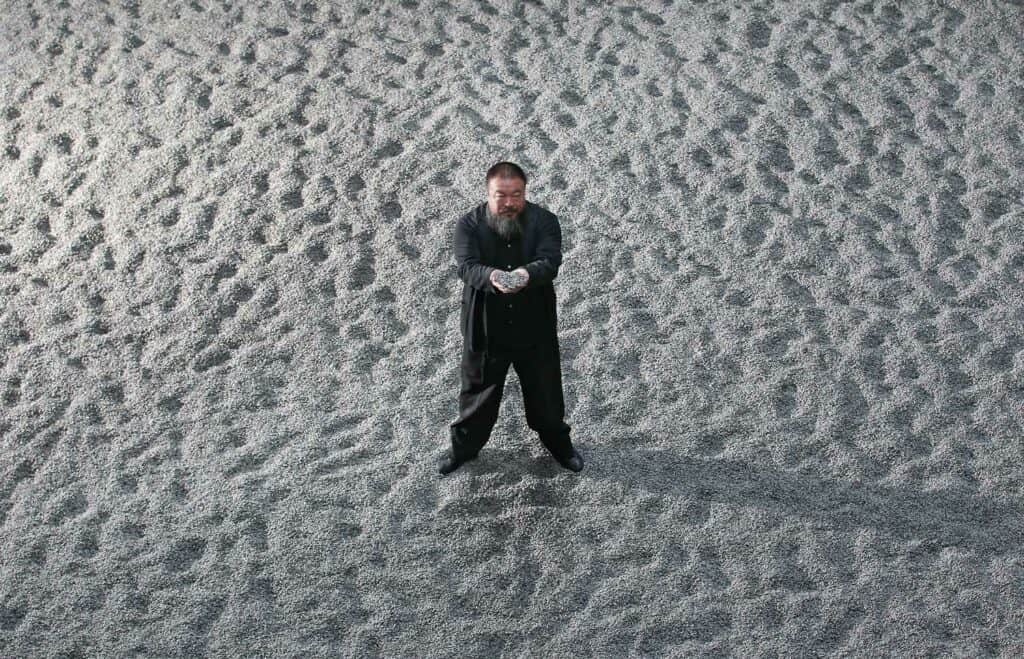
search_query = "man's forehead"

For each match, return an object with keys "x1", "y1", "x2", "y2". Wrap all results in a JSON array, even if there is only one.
[{"x1": 489, "y1": 177, "x2": 525, "y2": 192}]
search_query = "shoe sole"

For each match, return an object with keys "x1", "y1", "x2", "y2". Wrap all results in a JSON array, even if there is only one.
[
  {"x1": 556, "y1": 454, "x2": 584, "y2": 472},
  {"x1": 439, "y1": 454, "x2": 478, "y2": 475}
]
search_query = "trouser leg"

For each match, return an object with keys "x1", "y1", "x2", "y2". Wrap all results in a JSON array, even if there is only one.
[
  {"x1": 512, "y1": 342, "x2": 574, "y2": 461},
  {"x1": 449, "y1": 344, "x2": 511, "y2": 460}
]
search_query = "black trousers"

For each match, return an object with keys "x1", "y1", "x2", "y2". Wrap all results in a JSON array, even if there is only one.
[{"x1": 449, "y1": 340, "x2": 574, "y2": 462}]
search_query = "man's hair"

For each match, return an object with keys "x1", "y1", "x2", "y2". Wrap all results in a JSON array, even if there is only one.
[{"x1": 486, "y1": 161, "x2": 527, "y2": 186}]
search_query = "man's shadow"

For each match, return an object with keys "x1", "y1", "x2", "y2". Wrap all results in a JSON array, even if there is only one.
[{"x1": 523, "y1": 442, "x2": 1021, "y2": 554}]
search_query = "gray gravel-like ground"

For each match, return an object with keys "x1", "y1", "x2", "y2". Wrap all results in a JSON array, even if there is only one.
[{"x1": 2, "y1": 1, "x2": 1023, "y2": 656}]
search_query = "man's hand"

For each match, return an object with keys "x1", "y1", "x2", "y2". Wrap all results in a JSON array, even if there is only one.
[
  {"x1": 511, "y1": 267, "x2": 529, "y2": 291},
  {"x1": 490, "y1": 269, "x2": 513, "y2": 294},
  {"x1": 490, "y1": 268, "x2": 529, "y2": 293}
]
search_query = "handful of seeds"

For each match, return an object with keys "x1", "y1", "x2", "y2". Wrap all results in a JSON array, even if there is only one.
[{"x1": 494, "y1": 269, "x2": 527, "y2": 290}]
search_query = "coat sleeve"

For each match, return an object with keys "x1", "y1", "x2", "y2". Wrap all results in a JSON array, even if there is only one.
[
  {"x1": 454, "y1": 215, "x2": 498, "y2": 293},
  {"x1": 523, "y1": 213, "x2": 562, "y2": 290}
]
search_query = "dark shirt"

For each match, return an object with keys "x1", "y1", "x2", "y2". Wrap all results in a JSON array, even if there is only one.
[
  {"x1": 454, "y1": 200, "x2": 563, "y2": 355},
  {"x1": 487, "y1": 233, "x2": 543, "y2": 351}
]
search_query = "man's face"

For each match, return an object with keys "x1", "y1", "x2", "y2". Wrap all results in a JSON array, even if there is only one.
[{"x1": 487, "y1": 176, "x2": 526, "y2": 218}]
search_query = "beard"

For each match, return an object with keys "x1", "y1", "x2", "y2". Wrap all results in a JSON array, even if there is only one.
[{"x1": 485, "y1": 205, "x2": 524, "y2": 240}]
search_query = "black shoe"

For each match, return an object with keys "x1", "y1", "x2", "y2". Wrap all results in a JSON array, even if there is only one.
[
  {"x1": 439, "y1": 452, "x2": 477, "y2": 475},
  {"x1": 555, "y1": 449, "x2": 584, "y2": 472}
]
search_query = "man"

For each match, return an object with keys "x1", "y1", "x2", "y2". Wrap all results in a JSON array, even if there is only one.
[{"x1": 441, "y1": 161, "x2": 584, "y2": 476}]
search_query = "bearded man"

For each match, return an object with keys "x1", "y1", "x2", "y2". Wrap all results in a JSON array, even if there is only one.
[{"x1": 441, "y1": 161, "x2": 584, "y2": 476}]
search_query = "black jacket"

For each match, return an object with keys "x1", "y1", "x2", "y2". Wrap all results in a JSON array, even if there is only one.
[{"x1": 455, "y1": 200, "x2": 563, "y2": 355}]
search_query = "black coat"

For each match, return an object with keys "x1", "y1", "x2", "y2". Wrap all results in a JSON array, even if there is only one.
[{"x1": 455, "y1": 200, "x2": 563, "y2": 356}]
